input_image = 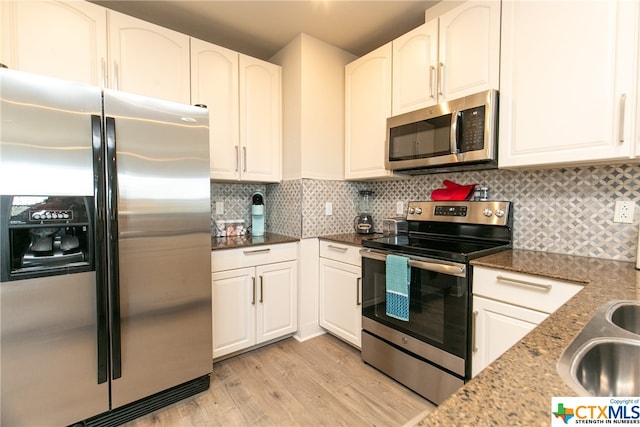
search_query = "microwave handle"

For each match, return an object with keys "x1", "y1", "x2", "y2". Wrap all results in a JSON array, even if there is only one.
[{"x1": 450, "y1": 110, "x2": 461, "y2": 155}]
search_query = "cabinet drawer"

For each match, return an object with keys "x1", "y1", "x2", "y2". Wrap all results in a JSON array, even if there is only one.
[
  {"x1": 212, "y1": 242, "x2": 297, "y2": 272},
  {"x1": 319, "y1": 240, "x2": 362, "y2": 266},
  {"x1": 473, "y1": 266, "x2": 584, "y2": 314}
]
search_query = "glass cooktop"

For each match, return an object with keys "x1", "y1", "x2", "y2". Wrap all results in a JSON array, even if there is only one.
[{"x1": 362, "y1": 234, "x2": 511, "y2": 263}]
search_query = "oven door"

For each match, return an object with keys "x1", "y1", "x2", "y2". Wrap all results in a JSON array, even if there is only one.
[{"x1": 360, "y1": 249, "x2": 469, "y2": 362}]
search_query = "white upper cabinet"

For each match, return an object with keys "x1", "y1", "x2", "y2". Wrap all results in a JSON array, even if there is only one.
[
  {"x1": 192, "y1": 40, "x2": 282, "y2": 183},
  {"x1": 392, "y1": 1, "x2": 500, "y2": 115},
  {"x1": 345, "y1": 43, "x2": 394, "y2": 180},
  {"x1": 499, "y1": 0, "x2": 639, "y2": 168},
  {"x1": 392, "y1": 21, "x2": 438, "y2": 115},
  {"x1": 108, "y1": 10, "x2": 191, "y2": 104},
  {"x1": 437, "y1": 1, "x2": 500, "y2": 103},
  {"x1": 239, "y1": 55, "x2": 282, "y2": 183},
  {"x1": 191, "y1": 39, "x2": 240, "y2": 180},
  {"x1": 1, "y1": 0, "x2": 107, "y2": 86}
]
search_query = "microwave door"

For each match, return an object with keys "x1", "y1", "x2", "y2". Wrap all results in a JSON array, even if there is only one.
[{"x1": 389, "y1": 123, "x2": 417, "y2": 161}]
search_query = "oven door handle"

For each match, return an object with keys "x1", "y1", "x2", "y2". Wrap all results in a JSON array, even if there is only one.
[
  {"x1": 408, "y1": 259, "x2": 466, "y2": 277},
  {"x1": 360, "y1": 249, "x2": 466, "y2": 277}
]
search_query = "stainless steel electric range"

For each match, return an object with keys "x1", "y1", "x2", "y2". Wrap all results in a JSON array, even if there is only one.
[{"x1": 360, "y1": 200, "x2": 513, "y2": 405}]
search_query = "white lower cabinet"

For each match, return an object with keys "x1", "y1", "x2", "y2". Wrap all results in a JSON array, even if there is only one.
[
  {"x1": 471, "y1": 295, "x2": 547, "y2": 378},
  {"x1": 211, "y1": 243, "x2": 297, "y2": 359},
  {"x1": 471, "y1": 266, "x2": 583, "y2": 377},
  {"x1": 319, "y1": 241, "x2": 362, "y2": 348}
]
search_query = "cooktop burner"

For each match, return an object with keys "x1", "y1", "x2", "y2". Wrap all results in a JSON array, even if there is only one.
[{"x1": 362, "y1": 200, "x2": 513, "y2": 263}]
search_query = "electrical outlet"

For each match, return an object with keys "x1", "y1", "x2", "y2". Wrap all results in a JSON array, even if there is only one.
[
  {"x1": 396, "y1": 201, "x2": 404, "y2": 215},
  {"x1": 613, "y1": 200, "x2": 635, "y2": 223},
  {"x1": 325, "y1": 202, "x2": 333, "y2": 216},
  {"x1": 216, "y1": 201, "x2": 224, "y2": 215}
]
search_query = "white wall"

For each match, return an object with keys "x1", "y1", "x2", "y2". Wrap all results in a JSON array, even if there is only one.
[{"x1": 271, "y1": 33, "x2": 356, "y2": 180}]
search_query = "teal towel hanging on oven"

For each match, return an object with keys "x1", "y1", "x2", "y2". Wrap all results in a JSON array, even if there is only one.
[{"x1": 385, "y1": 254, "x2": 410, "y2": 321}]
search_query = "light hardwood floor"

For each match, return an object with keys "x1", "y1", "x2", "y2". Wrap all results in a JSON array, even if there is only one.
[{"x1": 123, "y1": 334, "x2": 435, "y2": 427}]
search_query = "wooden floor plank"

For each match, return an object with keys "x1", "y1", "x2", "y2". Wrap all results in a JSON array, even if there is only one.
[{"x1": 121, "y1": 334, "x2": 435, "y2": 427}]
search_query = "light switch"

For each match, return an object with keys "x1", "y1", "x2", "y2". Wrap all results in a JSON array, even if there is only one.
[
  {"x1": 325, "y1": 202, "x2": 333, "y2": 216},
  {"x1": 216, "y1": 201, "x2": 224, "y2": 215}
]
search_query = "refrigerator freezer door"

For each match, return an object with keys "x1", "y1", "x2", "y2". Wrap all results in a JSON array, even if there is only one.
[
  {"x1": 0, "y1": 69, "x2": 101, "y2": 197},
  {"x1": 103, "y1": 90, "x2": 212, "y2": 409},
  {"x1": 0, "y1": 69, "x2": 108, "y2": 426}
]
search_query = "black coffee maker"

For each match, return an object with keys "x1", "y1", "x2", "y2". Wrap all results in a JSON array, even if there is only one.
[{"x1": 354, "y1": 190, "x2": 374, "y2": 234}]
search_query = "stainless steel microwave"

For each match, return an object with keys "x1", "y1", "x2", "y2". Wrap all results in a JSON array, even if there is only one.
[{"x1": 385, "y1": 90, "x2": 498, "y2": 173}]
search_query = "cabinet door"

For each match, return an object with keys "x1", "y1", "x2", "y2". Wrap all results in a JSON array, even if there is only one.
[
  {"x1": 345, "y1": 43, "x2": 393, "y2": 180},
  {"x1": 471, "y1": 296, "x2": 547, "y2": 378},
  {"x1": 1, "y1": 0, "x2": 107, "y2": 86},
  {"x1": 392, "y1": 21, "x2": 439, "y2": 114},
  {"x1": 239, "y1": 55, "x2": 282, "y2": 182},
  {"x1": 319, "y1": 258, "x2": 362, "y2": 348},
  {"x1": 191, "y1": 39, "x2": 240, "y2": 180},
  {"x1": 256, "y1": 261, "x2": 297, "y2": 343},
  {"x1": 108, "y1": 10, "x2": 190, "y2": 103},
  {"x1": 499, "y1": 0, "x2": 638, "y2": 168},
  {"x1": 438, "y1": 0, "x2": 500, "y2": 102},
  {"x1": 212, "y1": 268, "x2": 256, "y2": 359}
]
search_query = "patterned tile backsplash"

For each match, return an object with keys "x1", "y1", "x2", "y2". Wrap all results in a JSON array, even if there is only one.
[{"x1": 211, "y1": 163, "x2": 640, "y2": 262}]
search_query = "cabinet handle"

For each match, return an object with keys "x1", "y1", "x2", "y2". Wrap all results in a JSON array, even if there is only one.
[
  {"x1": 101, "y1": 57, "x2": 107, "y2": 88},
  {"x1": 113, "y1": 61, "x2": 119, "y2": 91},
  {"x1": 243, "y1": 147, "x2": 247, "y2": 172},
  {"x1": 471, "y1": 310, "x2": 478, "y2": 353},
  {"x1": 328, "y1": 244, "x2": 348, "y2": 252},
  {"x1": 356, "y1": 277, "x2": 361, "y2": 306},
  {"x1": 259, "y1": 275, "x2": 264, "y2": 303},
  {"x1": 496, "y1": 275, "x2": 552, "y2": 292},
  {"x1": 619, "y1": 94, "x2": 627, "y2": 143},
  {"x1": 251, "y1": 277, "x2": 256, "y2": 305},
  {"x1": 243, "y1": 248, "x2": 270, "y2": 255},
  {"x1": 234, "y1": 146, "x2": 239, "y2": 172},
  {"x1": 438, "y1": 62, "x2": 445, "y2": 96},
  {"x1": 429, "y1": 65, "x2": 435, "y2": 99}
]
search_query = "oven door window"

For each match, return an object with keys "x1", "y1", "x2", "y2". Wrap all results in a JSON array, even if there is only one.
[
  {"x1": 362, "y1": 256, "x2": 468, "y2": 359},
  {"x1": 388, "y1": 114, "x2": 452, "y2": 161}
]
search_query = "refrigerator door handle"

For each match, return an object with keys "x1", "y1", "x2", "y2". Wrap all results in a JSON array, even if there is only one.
[
  {"x1": 92, "y1": 115, "x2": 109, "y2": 385},
  {"x1": 105, "y1": 116, "x2": 123, "y2": 380}
]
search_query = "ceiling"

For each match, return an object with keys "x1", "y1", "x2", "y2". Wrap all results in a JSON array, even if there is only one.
[{"x1": 92, "y1": 1, "x2": 438, "y2": 60}]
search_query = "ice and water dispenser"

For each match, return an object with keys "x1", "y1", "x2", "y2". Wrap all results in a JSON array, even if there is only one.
[{"x1": 0, "y1": 195, "x2": 94, "y2": 281}]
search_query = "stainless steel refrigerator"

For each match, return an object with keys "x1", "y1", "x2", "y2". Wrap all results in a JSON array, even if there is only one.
[{"x1": 0, "y1": 69, "x2": 213, "y2": 426}]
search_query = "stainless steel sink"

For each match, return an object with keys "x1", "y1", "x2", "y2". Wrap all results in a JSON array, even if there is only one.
[
  {"x1": 610, "y1": 302, "x2": 640, "y2": 335},
  {"x1": 558, "y1": 300, "x2": 640, "y2": 396}
]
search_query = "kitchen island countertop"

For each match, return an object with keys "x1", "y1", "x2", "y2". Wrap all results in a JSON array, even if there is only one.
[
  {"x1": 415, "y1": 249, "x2": 640, "y2": 426},
  {"x1": 211, "y1": 232, "x2": 299, "y2": 251}
]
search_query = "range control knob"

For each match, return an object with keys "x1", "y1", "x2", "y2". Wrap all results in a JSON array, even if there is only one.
[
  {"x1": 495, "y1": 208, "x2": 506, "y2": 218},
  {"x1": 483, "y1": 208, "x2": 493, "y2": 217},
  {"x1": 415, "y1": 207, "x2": 423, "y2": 215},
  {"x1": 408, "y1": 207, "x2": 415, "y2": 214}
]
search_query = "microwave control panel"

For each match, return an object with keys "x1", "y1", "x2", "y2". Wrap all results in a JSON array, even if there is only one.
[{"x1": 459, "y1": 106, "x2": 485, "y2": 152}]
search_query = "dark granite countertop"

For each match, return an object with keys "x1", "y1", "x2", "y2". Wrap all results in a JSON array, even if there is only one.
[
  {"x1": 416, "y1": 249, "x2": 640, "y2": 426},
  {"x1": 211, "y1": 232, "x2": 299, "y2": 251},
  {"x1": 318, "y1": 233, "x2": 383, "y2": 246}
]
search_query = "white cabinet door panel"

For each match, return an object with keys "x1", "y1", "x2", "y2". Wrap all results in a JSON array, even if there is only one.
[
  {"x1": 256, "y1": 261, "x2": 297, "y2": 343},
  {"x1": 499, "y1": 0, "x2": 638, "y2": 167},
  {"x1": 319, "y1": 258, "x2": 362, "y2": 348},
  {"x1": 212, "y1": 268, "x2": 255, "y2": 359},
  {"x1": 191, "y1": 39, "x2": 239, "y2": 180},
  {"x1": 438, "y1": 1, "x2": 500, "y2": 101},
  {"x1": 472, "y1": 296, "x2": 548, "y2": 377},
  {"x1": 108, "y1": 10, "x2": 190, "y2": 103},
  {"x1": 1, "y1": 0, "x2": 107, "y2": 86}
]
